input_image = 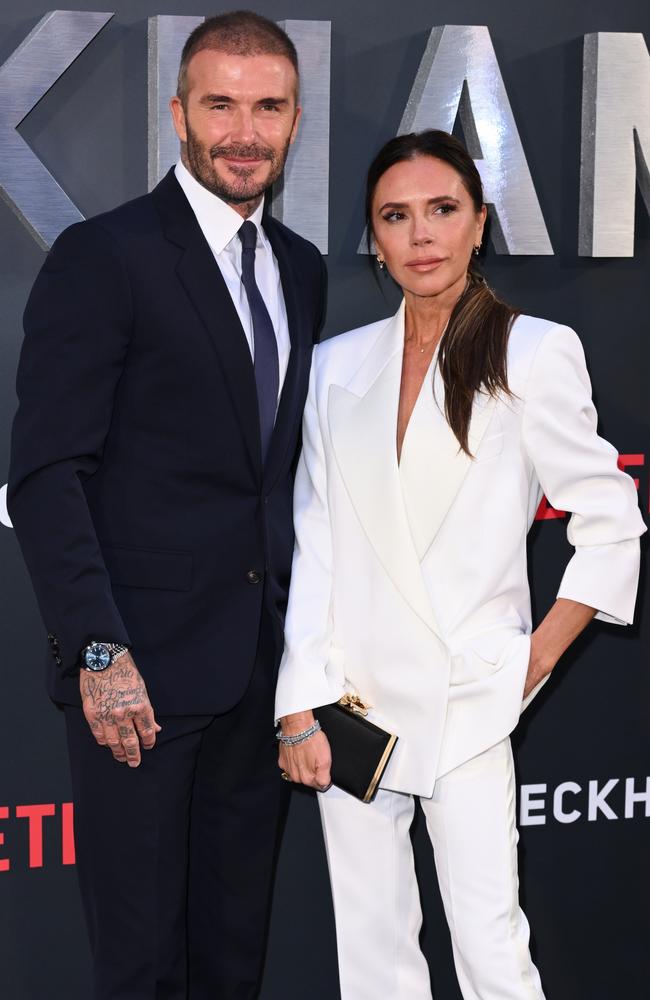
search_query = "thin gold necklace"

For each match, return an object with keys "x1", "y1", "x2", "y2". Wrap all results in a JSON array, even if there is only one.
[{"x1": 405, "y1": 317, "x2": 450, "y2": 354}]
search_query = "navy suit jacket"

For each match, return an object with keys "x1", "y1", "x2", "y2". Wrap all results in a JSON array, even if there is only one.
[{"x1": 8, "y1": 169, "x2": 327, "y2": 713}]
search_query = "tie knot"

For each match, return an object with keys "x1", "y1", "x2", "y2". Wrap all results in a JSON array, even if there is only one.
[{"x1": 238, "y1": 220, "x2": 257, "y2": 252}]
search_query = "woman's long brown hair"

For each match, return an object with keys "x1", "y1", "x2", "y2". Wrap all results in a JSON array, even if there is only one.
[{"x1": 366, "y1": 130, "x2": 519, "y2": 455}]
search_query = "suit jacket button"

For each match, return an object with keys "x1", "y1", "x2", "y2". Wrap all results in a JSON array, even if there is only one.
[{"x1": 246, "y1": 570, "x2": 262, "y2": 585}]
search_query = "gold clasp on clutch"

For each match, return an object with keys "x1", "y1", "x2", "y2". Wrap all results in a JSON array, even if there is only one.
[{"x1": 338, "y1": 692, "x2": 371, "y2": 717}]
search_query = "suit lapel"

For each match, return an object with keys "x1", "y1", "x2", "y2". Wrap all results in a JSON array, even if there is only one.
[
  {"x1": 399, "y1": 364, "x2": 497, "y2": 560},
  {"x1": 262, "y1": 220, "x2": 307, "y2": 491},
  {"x1": 153, "y1": 171, "x2": 261, "y2": 478},
  {"x1": 327, "y1": 304, "x2": 439, "y2": 634}
]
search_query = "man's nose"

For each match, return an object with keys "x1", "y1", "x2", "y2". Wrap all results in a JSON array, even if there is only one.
[{"x1": 230, "y1": 107, "x2": 256, "y2": 144}]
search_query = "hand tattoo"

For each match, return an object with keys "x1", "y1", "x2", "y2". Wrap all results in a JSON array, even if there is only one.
[{"x1": 81, "y1": 661, "x2": 148, "y2": 725}]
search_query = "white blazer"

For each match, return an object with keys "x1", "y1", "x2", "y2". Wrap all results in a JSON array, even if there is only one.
[{"x1": 275, "y1": 303, "x2": 645, "y2": 797}]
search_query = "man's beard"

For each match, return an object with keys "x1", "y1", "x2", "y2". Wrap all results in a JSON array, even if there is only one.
[{"x1": 185, "y1": 123, "x2": 291, "y2": 205}]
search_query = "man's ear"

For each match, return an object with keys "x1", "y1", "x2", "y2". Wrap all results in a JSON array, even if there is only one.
[
  {"x1": 169, "y1": 96, "x2": 188, "y2": 144},
  {"x1": 289, "y1": 105, "x2": 302, "y2": 146}
]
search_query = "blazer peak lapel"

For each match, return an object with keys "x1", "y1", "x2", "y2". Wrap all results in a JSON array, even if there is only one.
[{"x1": 327, "y1": 307, "x2": 438, "y2": 634}]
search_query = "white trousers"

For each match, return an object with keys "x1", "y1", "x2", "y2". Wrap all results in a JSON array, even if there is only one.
[{"x1": 318, "y1": 739, "x2": 545, "y2": 1000}]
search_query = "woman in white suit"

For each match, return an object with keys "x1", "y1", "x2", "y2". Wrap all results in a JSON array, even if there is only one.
[{"x1": 274, "y1": 130, "x2": 645, "y2": 999}]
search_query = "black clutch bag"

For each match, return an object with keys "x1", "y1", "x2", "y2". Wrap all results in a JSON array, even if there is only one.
[{"x1": 313, "y1": 694, "x2": 398, "y2": 803}]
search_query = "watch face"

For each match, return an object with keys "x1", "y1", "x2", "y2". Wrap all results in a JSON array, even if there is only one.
[{"x1": 84, "y1": 642, "x2": 111, "y2": 671}]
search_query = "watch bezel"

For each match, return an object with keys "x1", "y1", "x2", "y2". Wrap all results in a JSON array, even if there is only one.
[{"x1": 83, "y1": 641, "x2": 112, "y2": 672}]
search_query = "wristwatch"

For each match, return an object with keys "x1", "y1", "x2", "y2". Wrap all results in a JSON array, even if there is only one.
[{"x1": 81, "y1": 641, "x2": 130, "y2": 672}]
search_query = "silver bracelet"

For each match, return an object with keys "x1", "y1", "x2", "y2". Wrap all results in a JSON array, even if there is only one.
[{"x1": 276, "y1": 720, "x2": 322, "y2": 746}]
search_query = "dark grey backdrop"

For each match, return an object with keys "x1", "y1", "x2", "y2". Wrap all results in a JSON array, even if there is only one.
[{"x1": 0, "y1": 3, "x2": 648, "y2": 998}]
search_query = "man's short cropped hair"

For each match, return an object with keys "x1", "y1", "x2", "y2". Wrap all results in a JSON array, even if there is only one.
[{"x1": 177, "y1": 10, "x2": 300, "y2": 105}]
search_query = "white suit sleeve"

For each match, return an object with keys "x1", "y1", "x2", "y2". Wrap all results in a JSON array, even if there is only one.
[
  {"x1": 521, "y1": 325, "x2": 646, "y2": 625},
  {"x1": 274, "y1": 354, "x2": 346, "y2": 720}
]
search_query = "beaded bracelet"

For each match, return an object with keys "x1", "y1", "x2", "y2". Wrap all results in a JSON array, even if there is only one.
[{"x1": 275, "y1": 720, "x2": 322, "y2": 746}]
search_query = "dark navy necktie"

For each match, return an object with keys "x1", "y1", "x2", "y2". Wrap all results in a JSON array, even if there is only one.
[{"x1": 238, "y1": 220, "x2": 279, "y2": 464}]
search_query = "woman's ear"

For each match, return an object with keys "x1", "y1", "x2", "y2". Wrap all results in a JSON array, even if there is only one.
[{"x1": 476, "y1": 204, "x2": 488, "y2": 244}]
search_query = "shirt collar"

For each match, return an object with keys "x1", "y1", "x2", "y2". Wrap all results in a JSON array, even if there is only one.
[{"x1": 174, "y1": 159, "x2": 268, "y2": 255}]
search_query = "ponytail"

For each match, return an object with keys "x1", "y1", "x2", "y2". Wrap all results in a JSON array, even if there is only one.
[{"x1": 437, "y1": 269, "x2": 518, "y2": 455}]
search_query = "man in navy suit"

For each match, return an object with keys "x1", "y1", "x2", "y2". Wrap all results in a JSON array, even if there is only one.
[{"x1": 8, "y1": 12, "x2": 326, "y2": 999}]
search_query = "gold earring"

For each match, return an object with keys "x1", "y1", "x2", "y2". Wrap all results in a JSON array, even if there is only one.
[{"x1": 376, "y1": 254, "x2": 385, "y2": 269}]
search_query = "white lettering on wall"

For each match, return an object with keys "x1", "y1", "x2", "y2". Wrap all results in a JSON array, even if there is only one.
[
  {"x1": 520, "y1": 777, "x2": 649, "y2": 826},
  {"x1": 553, "y1": 781, "x2": 581, "y2": 824},
  {"x1": 0, "y1": 485, "x2": 12, "y2": 528},
  {"x1": 624, "y1": 776, "x2": 650, "y2": 818},
  {"x1": 520, "y1": 783, "x2": 547, "y2": 826}
]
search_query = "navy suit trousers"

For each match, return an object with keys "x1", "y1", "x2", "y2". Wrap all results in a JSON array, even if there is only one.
[{"x1": 64, "y1": 614, "x2": 288, "y2": 1000}]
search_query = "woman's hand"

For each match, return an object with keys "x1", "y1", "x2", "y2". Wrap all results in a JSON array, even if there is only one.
[
  {"x1": 278, "y1": 710, "x2": 332, "y2": 791},
  {"x1": 522, "y1": 638, "x2": 555, "y2": 699},
  {"x1": 524, "y1": 598, "x2": 597, "y2": 699}
]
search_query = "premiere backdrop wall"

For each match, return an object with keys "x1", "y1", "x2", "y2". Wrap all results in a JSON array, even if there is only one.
[{"x1": 0, "y1": 2, "x2": 648, "y2": 998}]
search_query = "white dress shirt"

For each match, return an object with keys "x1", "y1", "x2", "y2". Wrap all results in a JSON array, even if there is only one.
[{"x1": 174, "y1": 160, "x2": 290, "y2": 402}]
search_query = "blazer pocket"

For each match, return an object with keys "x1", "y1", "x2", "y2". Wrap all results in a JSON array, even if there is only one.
[
  {"x1": 101, "y1": 544, "x2": 193, "y2": 592},
  {"x1": 450, "y1": 628, "x2": 522, "y2": 685}
]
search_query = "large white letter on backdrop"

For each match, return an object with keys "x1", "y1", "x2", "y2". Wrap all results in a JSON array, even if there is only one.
[
  {"x1": 148, "y1": 15, "x2": 204, "y2": 193},
  {"x1": 580, "y1": 32, "x2": 650, "y2": 257},
  {"x1": 360, "y1": 24, "x2": 553, "y2": 255},
  {"x1": 0, "y1": 10, "x2": 113, "y2": 250}
]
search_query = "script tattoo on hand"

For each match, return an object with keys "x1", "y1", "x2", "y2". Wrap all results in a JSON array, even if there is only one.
[
  {"x1": 80, "y1": 654, "x2": 159, "y2": 765},
  {"x1": 81, "y1": 662, "x2": 148, "y2": 725}
]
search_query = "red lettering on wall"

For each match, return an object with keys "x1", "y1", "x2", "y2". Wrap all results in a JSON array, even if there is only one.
[
  {"x1": 0, "y1": 806, "x2": 9, "y2": 872},
  {"x1": 61, "y1": 802, "x2": 75, "y2": 866},
  {"x1": 0, "y1": 802, "x2": 77, "y2": 872},
  {"x1": 15, "y1": 804, "x2": 56, "y2": 868},
  {"x1": 617, "y1": 453, "x2": 644, "y2": 489},
  {"x1": 535, "y1": 495, "x2": 566, "y2": 520},
  {"x1": 535, "y1": 453, "x2": 646, "y2": 521}
]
